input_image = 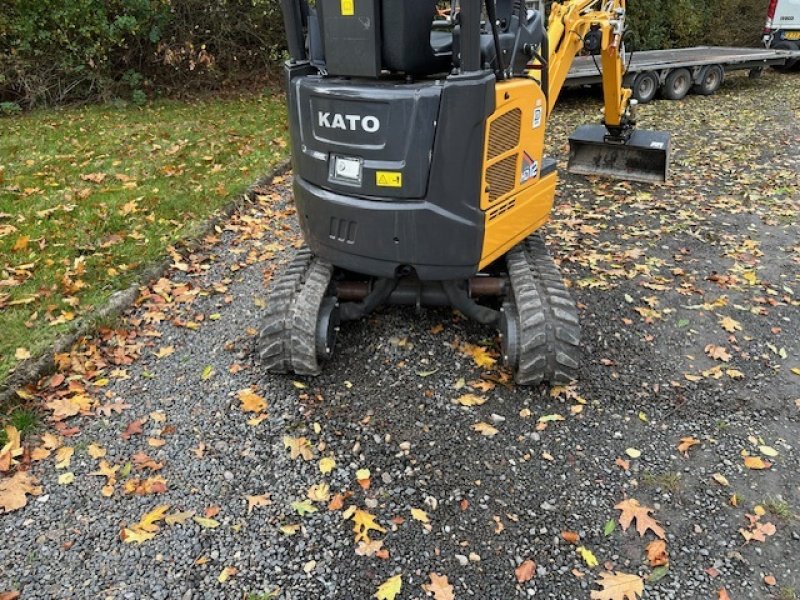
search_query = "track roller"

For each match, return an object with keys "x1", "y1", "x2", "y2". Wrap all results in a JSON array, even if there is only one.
[
  {"x1": 503, "y1": 235, "x2": 581, "y2": 385},
  {"x1": 257, "y1": 247, "x2": 338, "y2": 376}
]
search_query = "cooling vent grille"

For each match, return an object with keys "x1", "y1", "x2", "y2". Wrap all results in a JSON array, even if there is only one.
[
  {"x1": 488, "y1": 197, "x2": 517, "y2": 221},
  {"x1": 486, "y1": 154, "x2": 517, "y2": 203},
  {"x1": 487, "y1": 108, "x2": 522, "y2": 160}
]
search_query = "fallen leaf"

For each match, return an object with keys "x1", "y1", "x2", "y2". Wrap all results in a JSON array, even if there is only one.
[
  {"x1": 307, "y1": 483, "x2": 330, "y2": 503},
  {"x1": 319, "y1": 456, "x2": 336, "y2": 474},
  {"x1": 764, "y1": 575, "x2": 776, "y2": 586},
  {"x1": 615, "y1": 498, "x2": 665, "y2": 539},
  {"x1": 14, "y1": 348, "x2": 31, "y2": 361},
  {"x1": 237, "y1": 388, "x2": 267, "y2": 413},
  {"x1": 624, "y1": 448, "x2": 641, "y2": 459},
  {"x1": 217, "y1": 566, "x2": 237, "y2": 583},
  {"x1": 743, "y1": 455, "x2": 772, "y2": 470},
  {"x1": 577, "y1": 546, "x2": 599, "y2": 568},
  {"x1": 193, "y1": 516, "x2": 220, "y2": 529},
  {"x1": 291, "y1": 499, "x2": 317, "y2": 516},
  {"x1": 245, "y1": 494, "x2": 271, "y2": 513},
  {"x1": 590, "y1": 571, "x2": 644, "y2": 600},
  {"x1": 54, "y1": 446, "x2": 74, "y2": 469},
  {"x1": 472, "y1": 422, "x2": 498, "y2": 437},
  {"x1": 375, "y1": 574, "x2": 402, "y2": 600},
  {"x1": 677, "y1": 436, "x2": 700, "y2": 456},
  {"x1": 758, "y1": 445, "x2": 778, "y2": 457},
  {"x1": 456, "y1": 393, "x2": 487, "y2": 407},
  {"x1": 355, "y1": 539, "x2": 384, "y2": 557},
  {"x1": 87, "y1": 443, "x2": 106, "y2": 459},
  {"x1": 164, "y1": 510, "x2": 194, "y2": 525},
  {"x1": 422, "y1": 572, "x2": 454, "y2": 600},
  {"x1": 411, "y1": 508, "x2": 430, "y2": 523},
  {"x1": 352, "y1": 508, "x2": 386, "y2": 543},
  {"x1": 704, "y1": 344, "x2": 731, "y2": 362},
  {"x1": 712, "y1": 473, "x2": 730, "y2": 487},
  {"x1": 718, "y1": 589, "x2": 731, "y2": 600},
  {"x1": 201, "y1": 365, "x2": 214, "y2": 380},
  {"x1": 645, "y1": 540, "x2": 669, "y2": 567},
  {"x1": 283, "y1": 436, "x2": 314, "y2": 461},
  {"x1": 515, "y1": 559, "x2": 536, "y2": 583},
  {"x1": 58, "y1": 472, "x2": 75, "y2": 485},
  {"x1": 719, "y1": 317, "x2": 741, "y2": 333},
  {"x1": 0, "y1": 471, "x2": 43, "y2": 512},
  {"x1": 562, "y1": 531, "x2": 579, "y2": 544}
]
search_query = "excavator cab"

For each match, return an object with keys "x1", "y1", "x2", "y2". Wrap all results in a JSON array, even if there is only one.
[{"x1": 261, "y1": 0, "x2": 670, "y2": 384}]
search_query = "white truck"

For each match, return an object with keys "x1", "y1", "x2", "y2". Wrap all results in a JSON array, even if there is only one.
[{"x1": 764, "y1": 0, "x2": 800, "y2": 69}]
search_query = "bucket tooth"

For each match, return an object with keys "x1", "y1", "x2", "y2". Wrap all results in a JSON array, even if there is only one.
[{"x1": 567, "y1": 125, "x2": 671, "y2": 183}]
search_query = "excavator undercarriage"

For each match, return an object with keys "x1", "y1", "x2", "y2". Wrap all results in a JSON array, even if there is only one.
[{"x1": 258, "y1": 0, "x2": 670, "y2": 385}]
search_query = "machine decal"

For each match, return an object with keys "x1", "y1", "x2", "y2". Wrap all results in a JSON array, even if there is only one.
[
  {"x1": 520, "y1": 152, "x2": 539, "y2": 184},
  {"x1": 376, "y1": 171, "x2": 402, "y2": 188},
  {"x1": 318, "y1": 112, "x2": 380, "y2": 132},
  {"x1": 533, "y1": 107, "x2": 543, "y2": 128},
  {"x1": 340, "y1": 0, "x2": 354, "y2": 16}
]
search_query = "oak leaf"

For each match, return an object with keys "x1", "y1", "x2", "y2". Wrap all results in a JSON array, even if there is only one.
[
  {"x1": 590, "y1": 571, "x2": 644, "y2": 600},
  {"x1": 614, "y1": 498, "x2": 665, "y2": 539},
  {"x1": 456, "y1": 393, "x2": 487, "y2": 407},
  {"x1": 719, "y1": 317, "x2": 741, "y2": 333},
  {"x1": 0, "y1": 471, "x2": 42, "y2": 512},
  {"x1": 472, "y1": 422, "x2": 498, "y2": 437},
  {"x1": 246, "y1": 494, "x2": 271, "y2": 513},
  {"x1": 352, "y1": 508, "x2": 386, "y2": 543},
  {"x1": 676, "y1": 436, "x2": 700, "y2": 456},
  {"x1": 283, "y1": 436, "x2": 314, "y2": 461},
  {"x1": 423, "y1": 573, "x2": 455, "y2": 600}
]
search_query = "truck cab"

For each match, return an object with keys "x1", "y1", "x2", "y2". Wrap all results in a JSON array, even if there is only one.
[{"x1": 764, "y1": 0, "x2": 800, "y2": 68}]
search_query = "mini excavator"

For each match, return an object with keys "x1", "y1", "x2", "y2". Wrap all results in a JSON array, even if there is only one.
[{"x1": 259, "y1": 0, "x2": 670, "y2": 384}]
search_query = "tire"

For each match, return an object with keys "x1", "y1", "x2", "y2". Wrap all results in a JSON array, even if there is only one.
[
  {"x1": 692, "y1": 64, "x2": 724, "y2": 96},
  {"x1": 662, "y1": 68, "x2": 692, "y2": 101},
  {"x1": 631, "y1": 71, "x2": 659, "y2": 104},
  {"x1": 772, "y1": 41, "x2": 799, "y2": 71}
]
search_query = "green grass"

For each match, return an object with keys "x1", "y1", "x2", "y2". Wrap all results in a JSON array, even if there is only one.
[
  {"x1": 0, "y1": 407, "x2": 40, "y2": 445},
  {"x1": 0, "y1": 94, "x2": 288, "y2": 384},
  {"x1": 641, "y1": 471, "x2": 683, "y2": 493},
  {"x1": 764, "y1": 496, "x2": 797, "y2": 522}
]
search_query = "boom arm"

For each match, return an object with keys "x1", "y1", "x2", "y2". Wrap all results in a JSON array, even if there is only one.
[{"x1": 543, "y1": 0, "x2": 634, "y2": 138}]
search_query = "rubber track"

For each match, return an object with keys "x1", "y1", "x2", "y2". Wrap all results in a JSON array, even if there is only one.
[
  {"x1": 505, "y1": 234, "x2": 581, "y2": 385},
  {"x1": 257, "y1": 247, "x2": 333, "y2": 376}
]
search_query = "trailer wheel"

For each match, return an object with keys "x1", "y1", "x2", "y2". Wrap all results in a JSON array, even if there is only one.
[
  {"x1": 631, "y1": 71, "x2": 659, "y2": 104},
  {"x1": 662, "y1": 68, "x2": 692, "y2": 101},
  {"x1": 693, "y1": 64, "x2": 724, "y2": 96},
  {"x1": 772, "y1": 41, "x2": 799, "y2": 71}
]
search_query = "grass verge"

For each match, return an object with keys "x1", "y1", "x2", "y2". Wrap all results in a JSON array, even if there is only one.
[{"x1": 0, "y1": 94, "x2": 289, "y2": 386}]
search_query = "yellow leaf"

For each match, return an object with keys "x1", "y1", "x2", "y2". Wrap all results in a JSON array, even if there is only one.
[
  {"x1": 138, "y1": 504, "x2": 171, "y2": 532},
  {"x1": 676, "y1": 437, "x2": 700, "y2": 456},
  {"x1": 719, "y1": 317, "x2": 741, "y2": 333},
  {"x1": 154, "y1": 346, "x2": 174, "y2": 359},
  {"x1": 193, "y1": 516, "x2": 220, "y2": 528},
  {"x1": 14, "y1": 347, "x2": 31, "y2": 361},
  {"x1": 307, "y1": 483, "x2": 330, "y2": 503},
  {"x1": 356, "y1": 468, "x2": 371, "y2": 481},
  {"x1": 791, "y1": 367, "x2": 800, "y2": 376},
  {"x1": 456, "y1": 393, "x2": 487, "y2": 407},
  {"x1": 461, "y1": 343, "x2": 497, "y2": 369},
  {"x1": 201, "y1": 365, "x2": 214, "y2": 380},
  {"x1": 217, "y1": 566, "x2": 237, "y2": 583},
  {"x1": 87, "y1": 443, "x2": 107, "y2": 459},
  {"x1": 352, "y1": 508, "x2": 386, "y2": 543},
  {"x1": 577, "y1": 546, "x2": 599, "y2": 568},
  {"x1": 411, "y1": 508, "x2": 430, "y2": 523},
  {"x1": 0, "y1": 471, "x2": 42, "y2": 512},
  {"x1": 237, "y1": 389, "x2": 267, "y2": 413},
  {"x1": 538, "y1": 414, "x2": 565, "y2": 423},
  {"x1": 319, "y1": 456, "x2": 336, "y2": 474},
  {"x1": 58, "y1": 472, "x2": 75, "y2": 485},
  {"x1": 374, "y1": 574, "x2": 402, "y2": 600},
  {"x1": 164, "y1": 510, "x2": 194, "y2": 525},
  {"x1": 280, "y1": 523, "x2": 300, "y2": 536},
  {"x1": 12, "y1": 235, "x2": 30, "y2": 251},
  {"x1": 743, "y1": 455, "x2": 772, "y2": 470},
  {"x1": 726, "y1": 369, "x2": 744, "y2": 380},
  {"x1": 472, "y1": 422, "x2": 499, "y2": 437},
  {"x1": 121, "y1": 527, "x2": 156, "y2": 544},
  {"x1": 55, "y1": 446, "x2": 74, "y2": 469},
  {"x1": 712, "y1": 473, "x2": 729, "y2": 487},
  {"x1": 624, "y1": 448, "x2": 641, "y2": 459}
]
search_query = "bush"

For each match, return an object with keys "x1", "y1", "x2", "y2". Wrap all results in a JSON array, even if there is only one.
[{"x1": 0, "y1": 0, "x2": 286, "y2": 107}]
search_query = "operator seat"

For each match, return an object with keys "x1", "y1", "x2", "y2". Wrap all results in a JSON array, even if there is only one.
[{"x1": 381, "y1": 0, "x2": 453, "y2": 75}]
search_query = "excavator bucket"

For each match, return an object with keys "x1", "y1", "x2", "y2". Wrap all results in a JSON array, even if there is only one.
[{"x1": 567, "y1": 125, "x2": 671, "y2": 183}]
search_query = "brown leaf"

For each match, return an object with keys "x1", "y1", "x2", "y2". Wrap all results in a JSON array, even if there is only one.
[
  {"x1": 704, "y1": 344, "x2": 731, "y2": 362},
  {"x1": 246, "y1": 494, "x2": 271, "y2": 513},
  {"x1": 717, "y1": 589, "x2": 731, "y2": 600},
  {"x1": 0, "y1": 471, "x2": 43, "y2": 512},
  {"x1": 422, "y1": 573, "x2": 455, "y2": 600},
  {"x1": 676, "y1": 436, "x2": 700, "y2": 456},
  {"x1": 645, "y1": 540, "x2": 669, "y2": 567},
  {"x1": 515, "y1": 559, "x2": 536, "y2": 583},
  {"x1": 614, "y1": 498, "x2": 665, "y2": 539},
  {"x1": 0, "y1": 592, "x2": 21, "y2": 600},
  {"x1": 122, "y1": 418, "x2": 145, "y2": 440},
  {"x1": 561, "y1": 531, "x2": 580, "y2": 544},
  {"x1": 764, "y1": 575, "x2": 776, "y2": 586},
  {"x1": 590, "y1": 571, "x2": 644, "y2": 600}
]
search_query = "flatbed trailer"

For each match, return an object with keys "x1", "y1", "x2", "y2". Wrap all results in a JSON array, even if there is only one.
[{"x1": 566, "y1": 46, "x2": 800, "y2": 103}]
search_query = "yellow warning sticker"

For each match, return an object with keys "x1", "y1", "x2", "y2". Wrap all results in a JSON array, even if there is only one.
[
  {"x1": 376, "y1": 171, "x2": 402, "y2": 188},
  {"x1": 341, "y1": 0, "x2": 354, "y2": 16}
]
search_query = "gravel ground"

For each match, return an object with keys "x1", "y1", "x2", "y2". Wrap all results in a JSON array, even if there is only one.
[{"x1": 2, "y1": 72, "x2": 799, "y2": 600}]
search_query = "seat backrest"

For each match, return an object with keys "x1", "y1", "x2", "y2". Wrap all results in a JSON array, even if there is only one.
[{"x1": 381, "y1": 0, "x2": 449, "y2": 75}]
